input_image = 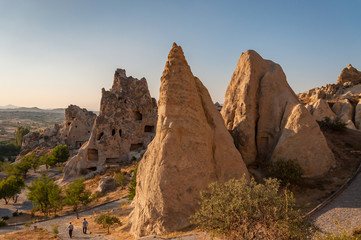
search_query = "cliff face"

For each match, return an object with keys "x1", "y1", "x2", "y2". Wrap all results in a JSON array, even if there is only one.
[
  {"x1": 129, "y1": 43, "x2": 249, "y2": 237},
  {"x1": 221, "y1": 50, "x2": 335, "y2": 177},
  {"x1": 63, "y1": 69, "x2": 157, "y2": 181}
]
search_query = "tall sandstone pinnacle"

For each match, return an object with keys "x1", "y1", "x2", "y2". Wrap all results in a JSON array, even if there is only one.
[
  {"x1": 130, "y1": 43, "x2": 250, "y2": 237},
  {"x1": 221, "y1": 50, "x2": 335, "y2": 177}
]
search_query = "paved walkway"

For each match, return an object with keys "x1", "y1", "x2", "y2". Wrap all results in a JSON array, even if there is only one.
[
  {"x1": 0, "y1": 199, "x2": 126, "y2": 239},
  {"x1": 313, "y1": 171, "x2": 361, "y2": 233}
]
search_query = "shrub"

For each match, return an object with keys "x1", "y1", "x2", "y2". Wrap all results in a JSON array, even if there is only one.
[
  {"x1": 191, "y1": 177, "x2": 312, "y2": 240},
  {"x1": 1, "y1": 216, "x2": 9, "y2": 220},
  {"x1": 268, "y1": 159, "x2": 304, "y2": 186},
  {"x1": 315, "y1": 221, "x2": 361, "y2": 240},
  {"x1": 318, "y1": 117, "x2": 347, "y2": 131},
  {"x1": 128, "y1": 164, "x2": 138, "y2": 201},
  {"x1": 51, "y1": 224, "x2": 59, "y2": 235},
  {"x1": 114, "y1": 171, "x2": 126, "y2": 188},
  {"x1": 95, "y1": 214, "x2": 121, "y2": 234},
  {"x1": 24, "y1": 221, "x2": 32, "y2": 227},
  {"x1": 0, "y1": 218, "x2": 8, "y2": 227}
]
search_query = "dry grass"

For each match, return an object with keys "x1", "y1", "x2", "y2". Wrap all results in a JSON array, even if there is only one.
[{"x1": 0, "y1": 227, "x2": 60, "y2": 240}]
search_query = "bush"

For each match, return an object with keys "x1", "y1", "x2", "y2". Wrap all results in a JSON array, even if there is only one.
[
  {"x1": 191, "y1": 177, "x2": 312, "y2": 240},
  {"x1": 128, "y1": 164, "x2": 138, "y2": 200},
  {"x1": 268, "y1": 159, "x2": 304, "y2": 186},
  {"x1": 0, "y1": 218, "x2": 8, "y2": 227},
  {"x1": 51, "y1": 224, "x2": 59, "y2": 235},
  {"x1": 1, "y1": 216, "x2": 9, "y2": 220},
  {"x1": 95, "y1": 214, "x2": 121, "y2": 234},
  {"x1": 24, "y1": 221, "x2": 32, "y2": 228},
  {"x1": 318, "y1": 117, "x2": 347, "y2": 131},
  {"x1": 114, "y1": 171, "x2": 126, "y2": 188}
]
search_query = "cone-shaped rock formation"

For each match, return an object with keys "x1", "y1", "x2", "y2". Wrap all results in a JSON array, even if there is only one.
[
  {"x1": 221, "y1": 50, "x2": 335, "y2": 177},
  {"x1": 130, "y1": 43, "x2": 249, "y2": 237}
]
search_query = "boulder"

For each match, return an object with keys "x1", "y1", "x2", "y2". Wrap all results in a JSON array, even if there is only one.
[
  {"x1": 307, "y1": 99, "x2": 336, "y2": 122},
  {"x1": 221, "y1": 50, "x2": 335, "y2": 177},
  {"x1": 355, "y1": 100, "x2": 361, "y2": 129},
  {"x1": 129, "y1": 43, "x2": 249, "y2": 237},
  {"x1": 96, "y1": 176, "x2": 118, "y2": 193},
  {"x1": 331, "y1": 99, "x2": 356, "y2": 129},
  {"x1": 63, "y1": 69, "x2": 157, "y2": 181}
]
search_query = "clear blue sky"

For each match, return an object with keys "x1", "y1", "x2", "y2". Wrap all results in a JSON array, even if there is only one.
[{"x1": 0, "y1": 0, "x2": 360, "y2": 110}]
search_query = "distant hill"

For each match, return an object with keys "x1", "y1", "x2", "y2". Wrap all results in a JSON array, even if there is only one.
[
  {"x1": 0, "y1": 104, "x2": 20, "y2": 109},
  {"x1": 0, "y1": 106, "x2": 65, "y2": 114}
]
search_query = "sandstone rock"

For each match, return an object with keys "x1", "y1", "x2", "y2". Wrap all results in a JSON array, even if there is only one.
[
  {"x1": 96, "y1": 176, "x2": 118, "y2": 193},
  {"x1": 355, "y1": 100, "x2": 361, "y2": 129},
  {"x1": 63, "y1": 69, "x2": 157, "y2": 181},
  {"x1": 130, "y1": 43, "x2": 249, "y2": 237},
  {"x1": 59, "y1": 105, "x2": 96, "y2": 153},
  {"x1": 307, "y1": 99, "x2": 336, "y2": 122},
  {"x1": 221, "y1": 50, "x2": 334, "y2": 177},
  {"x1": 18, "y1": 105, "x2": 95, "y2": 160},
  {"x1": 331, "y1": 99, "x2": 356, "y2": 129},
  {"x1": 337, "y1": 64, "x2": 361, "y2": 85}
]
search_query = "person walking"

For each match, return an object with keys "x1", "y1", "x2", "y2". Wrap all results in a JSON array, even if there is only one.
[
  {"x1": 68, "y1": 222, "x2": 74, "y2": 238},
  {"x1": 82, "y1": 218, "x2": 88, "y2": 234}
]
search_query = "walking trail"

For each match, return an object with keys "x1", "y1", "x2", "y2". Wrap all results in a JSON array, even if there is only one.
[
  {"x1": 312, "y1": 171, "x2": 361, "y2": 233},
  {"x1": 0, "y1": 199, "x2": 126, "y2": 239}
]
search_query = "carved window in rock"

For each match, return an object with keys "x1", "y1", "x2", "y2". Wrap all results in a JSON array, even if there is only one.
[
  {"x1": 144, "y1": 125, "x2": 155, "y2": 133},
  {"x1": 133, "y1": 111, "x2": 142, "y2": 121},
  {"x1": 112, "y1": 129, "x2": 116, "y2": 136},
  {"x1": 130, "y1": 143, "x2": 143, "y2": 151},
  {"x1": 119, "y1": 129, "x2": 122, "y2": 137},
  {"x1": 87, "y1": 149, "x2": 98, "y2": 161},
  {"x1": 97, "y1": 132, "x2": 104, "y2": 141}
]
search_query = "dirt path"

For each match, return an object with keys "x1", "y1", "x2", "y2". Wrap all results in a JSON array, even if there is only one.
[
  {"x1": 312, "y1": 171, "x2": 361, "y2": 233},
  {"x1": 0, "y1": 198, "x2": 126, "y2": 239}
]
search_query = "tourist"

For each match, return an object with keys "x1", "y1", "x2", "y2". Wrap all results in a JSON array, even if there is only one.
[
  {"x1": 82, "y1": 218, "x2": 88, "y2": 234},
  {"x1": 68, "y1": 222, "x2": 74, "y2": 238}
]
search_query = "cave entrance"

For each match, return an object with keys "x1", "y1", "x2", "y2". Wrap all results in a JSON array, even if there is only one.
[
  {"x1": 88, "y1": 148, "x2": 99, "y2": 161},
  {"x1": 133, "y1": 111, "x2": 142, "y2": 120},
  {"x1": 144, "y1": 125, "x2": 155, "y2": 133}
]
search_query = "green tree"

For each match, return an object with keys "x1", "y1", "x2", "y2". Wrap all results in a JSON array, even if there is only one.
[
  {"x1": 0, "y1": 176, "x2": 25, "y2": 204},
  {"x1": 64, "y1": 178, "x2": 92, "y2": 219},
  {"x1": 48, "y1": 145, "x2": 70, "y2": 165},
  {"x1": 95, "y1": 214, "x2": 121, "y2": 234},
  {"x1": 268, "y1": 159, "x2": 304, "y2": 186},
  {"x1": 27, "y1": 175, "x2": 60, "y2": 216},
  {"x1": 49, "y1": 184, "x2": 63, "y2": 216},
  {"x1": 15, "y1": 126, "x2": 30, "y2": 146},
  {"x1": 114, "y1": 171, "x2": 126, "y2": 189},
  {"x1": 22, "y1": 153, "x2": 40, "y2": 172},
  {"x1": 128, "y1": 164, "x2": 138, "y2": 200},
  {"x1": 14, "y1": 157, "x2": 32, "y2": 178},
  {"x1": 191, "y1": 177, "x2": 312, "y2": 240}
]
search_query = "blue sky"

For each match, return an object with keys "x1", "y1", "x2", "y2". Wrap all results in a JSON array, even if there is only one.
[{"x1": 0, "y1": 0, "x2": 360, "y2": 110}]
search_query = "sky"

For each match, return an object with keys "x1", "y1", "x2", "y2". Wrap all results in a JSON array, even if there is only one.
[{"x1": 0, "y1": 0, "x2": 360, "y2": 111}]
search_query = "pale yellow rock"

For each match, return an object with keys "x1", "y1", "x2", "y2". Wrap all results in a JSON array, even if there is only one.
[
  {"x1": 221, "y1": 50, "x2": 335, "y2": 177},
  {"x1": 331, "y1": 99, "x2": 356, "y2": 129},
  {"x1": 308, "y1": 99, "x2": 336, "y2": 122},
  {"x1": 271, "y1": 104, "x2": 335, "y2": 177},
  {"x1": 355, "y1": 100, "x2": 361, "y2": 129},
  {"x1": 130, "y1": 43, "x2": 249, "y2": 237}
]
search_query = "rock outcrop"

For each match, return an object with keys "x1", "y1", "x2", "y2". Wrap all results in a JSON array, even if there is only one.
[
  {"x1": 59, "y1": 105, "x2": 96, "y2": 153},
  {"x1": 221, "y1": 50, "x2": 334, "y2": 177},
  {"x1": 63, "y1": 69, "x2": 157, "y2": 181},
  {"x1": 355, "y1": 100, "x2": 361, "y2": 129},
  {"x1": 18, "y1": 105, "x2": 96, "y2": 160},
  {"x1": 306, "y1": 99, "x2": 336, "y2": 122},
  {"x1": 337, "y1": 64, "x2": 361, "y2": 85},
  {"x1": 331, "y1": 99, "x2": 357, "y2": 129},
  {"x1": 130, "y1": 43, "x2": 249, "y2": 237}
]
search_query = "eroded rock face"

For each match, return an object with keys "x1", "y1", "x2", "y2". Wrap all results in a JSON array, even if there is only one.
[
  {"x1": 355, "y1": 100, "x2": 361, "y2": 129},
  {"x1": 63, "y1": 69, "x2": 157, "y2": 181},
  {"x1": 307, "y1": 99, "x2": 336, "y2": 122},
  {"x1": 337, "y1": 64, "x2": 361, "y2": 85},
  {"x1": 18, "y1": 105, "x2": 96, "y2": 160},
  {"x1": 221, "y1": 50, "x2": 334, "y2": 177},
  {"x1": 130, "y1": 43, "x2": 249, "y2": 237},
  {"x1": 331, "y1": 99, "x2": 356, "y2": 129},
  {"x1": 59, "y1": 105, "x2": 96, "y2": 153}
]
